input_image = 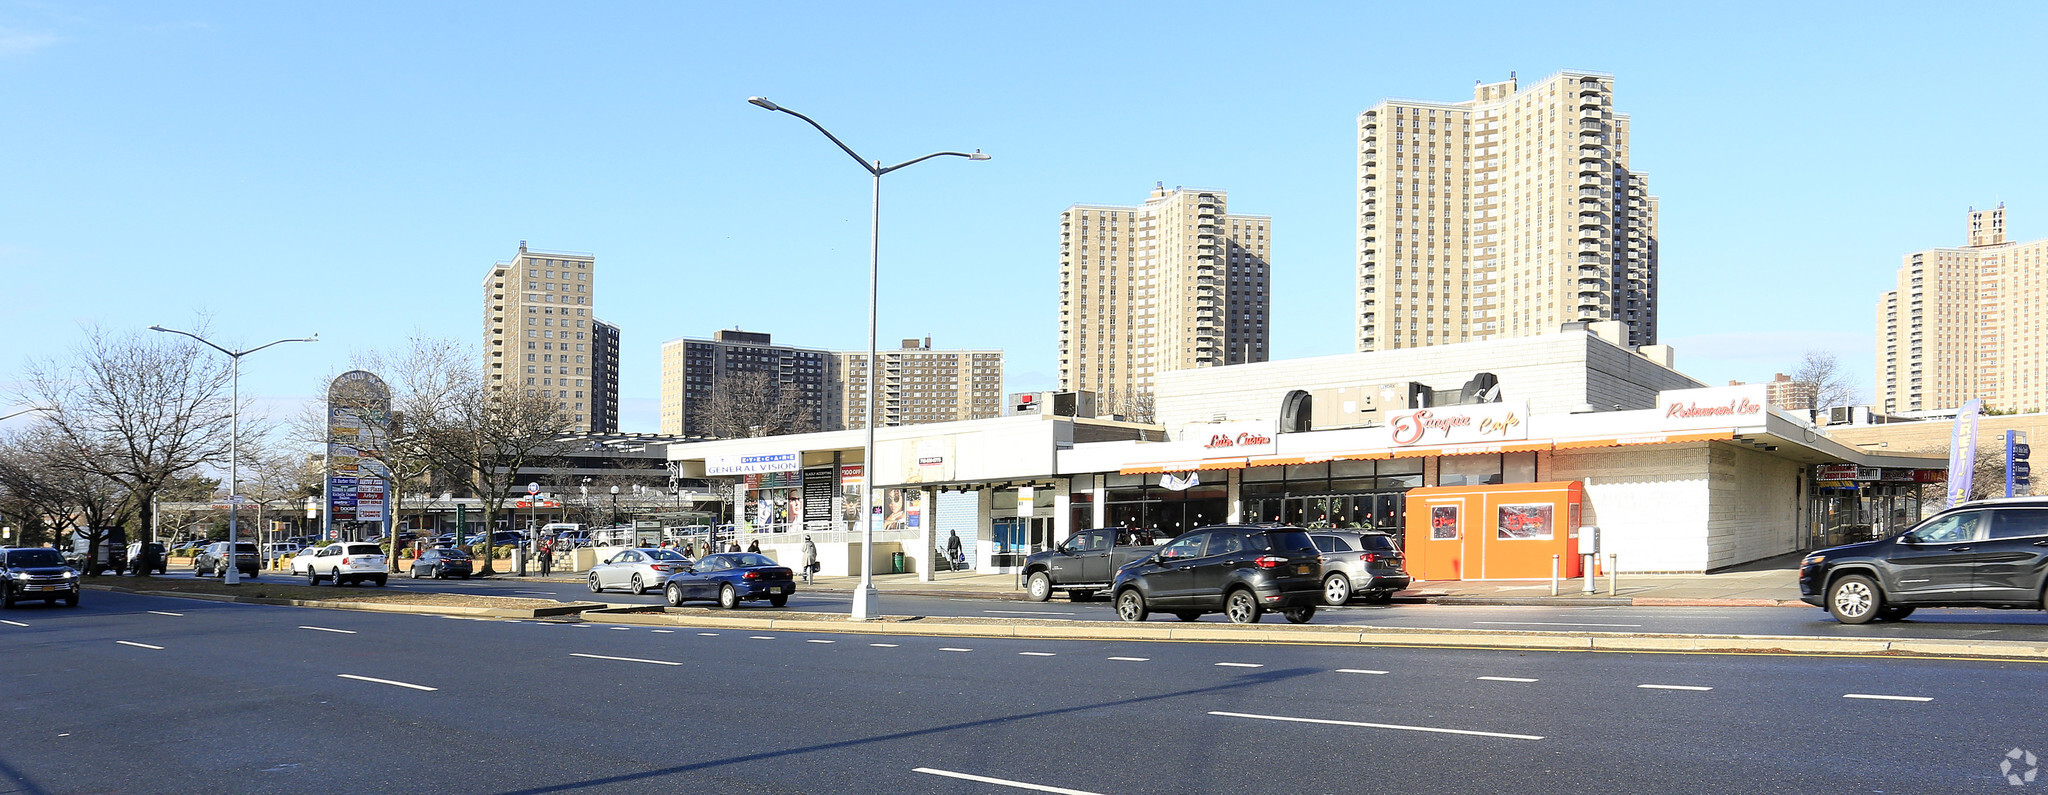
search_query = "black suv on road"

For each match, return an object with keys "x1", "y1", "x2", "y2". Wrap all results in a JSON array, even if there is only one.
[
  {"x1": 1800, "y1": 497, "x2": 2048, "y2": 624},
  {"x1": 2, "y1": 548, "x2": 81, "y2": 608},
  {"x1": 1112, "y1": 524, "x2": 1323, "y2": 624}
]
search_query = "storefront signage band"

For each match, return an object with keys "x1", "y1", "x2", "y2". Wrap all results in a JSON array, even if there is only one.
[{"x1": 707, "y1": 452, "x2": 801, "y2": 476}]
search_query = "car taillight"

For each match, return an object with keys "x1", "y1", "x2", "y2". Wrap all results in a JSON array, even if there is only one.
[
  {"x1": 1363, "y1": 553, "x2": 1379, "y2": 563},
  {"x1": 1253, "y1": 555, "x2": 1286, "y2": 569},
  {"x1": 341, "y1": 557, "x2": 350, "y2": 565},
  {"x1": 743, "y1": 571, "x2": 760, "y2": 579}
]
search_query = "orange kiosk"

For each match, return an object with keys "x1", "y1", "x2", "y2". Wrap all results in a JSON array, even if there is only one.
[{"x1": 1402, "y1": 481, "x2": 1584, "y2": 580}]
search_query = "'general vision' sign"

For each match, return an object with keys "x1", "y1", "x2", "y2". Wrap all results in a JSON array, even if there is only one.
[{"x1": 706, "y1": 452, "x2": 802, "y2": 477}]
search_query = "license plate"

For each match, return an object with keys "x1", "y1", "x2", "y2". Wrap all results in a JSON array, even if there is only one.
[
  {"x1": 1296, "y1": 565, "x2": 1310, "y2": 574},
  {"x1": 29, "y1": 585, "x2": 55, "y2": 592},
  {"x1": 769, "y1": 587, "x2": 784, "y2": 594}
]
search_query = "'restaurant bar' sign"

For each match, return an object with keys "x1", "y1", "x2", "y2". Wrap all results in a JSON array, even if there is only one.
[{"x1": 1656, "y1": 385, "x2": 1769, "y2": 431}]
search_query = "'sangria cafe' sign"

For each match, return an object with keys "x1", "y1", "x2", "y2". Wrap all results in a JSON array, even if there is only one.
[{"x1": 1387, "y1": 403, "x2": 1529, "y2": 446}]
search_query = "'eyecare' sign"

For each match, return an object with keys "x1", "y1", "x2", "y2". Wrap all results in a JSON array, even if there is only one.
[
  {"x1": 1656, "y1": 385, "x2": 1769, "y2": 431},
  {"x1": 707, "y1": 452, "x2": 801, "y2": 476},
  {"x1": 1386, "y1": 402, "x2": 1529, "y2": 446}
]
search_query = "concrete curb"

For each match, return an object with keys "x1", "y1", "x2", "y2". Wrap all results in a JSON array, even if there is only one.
[
  {"x1": 88, "y1": 583, "x2": 599, "y2": 619},
  {"x1": 577, "y1": 607, "x2": 2048, "y2": 662}
]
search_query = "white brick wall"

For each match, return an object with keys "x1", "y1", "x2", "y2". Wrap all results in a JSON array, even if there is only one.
[
  {"x1": 1705, "y1": 444, "x2": 1801, "y2": 568},
  {"x1": 1549, "y1": 445, "x2": 1712, "y2": 572}
]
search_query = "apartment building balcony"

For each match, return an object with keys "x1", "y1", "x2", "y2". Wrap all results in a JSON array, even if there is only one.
[
  {"x1": 1579, "y1": 118, "x2": 1605, "y2": 131},
  {"x1": 1580, "y1": 176, "x2": 1606, "y2": 189}
]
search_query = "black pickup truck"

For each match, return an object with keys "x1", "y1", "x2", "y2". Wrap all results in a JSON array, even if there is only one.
[{"x1": 1022, "y1": 527, "x2": 1163, "y2": 602}]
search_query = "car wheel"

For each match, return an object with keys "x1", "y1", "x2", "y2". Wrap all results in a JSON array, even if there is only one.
[
  {"x1": 1827, "y1": 574, "x2": 1883, "y2": 624},
  {"x1": 373, "y1": 576, "x2": 387, "y2": 587},
  {"x1": 769, "y1": 595, "x2": 788, "y2": 608},
  {"x1": 1322, "y1": 574, "x2": 1352, "y2": 606},
  {"x1": 1877, "y1": 606, "x2": 1915, "y2": 621},
  {"x1": 1283, "y1": 605, "x2": 1316, "y2": 624},
  {"x1": 2, "y1": 587, "x2": 14, "y2": 609},
  {"x1": 631, "y1": 574, "x2": 647, "y2": 595},
  {"x1": 718, "y1": 584, "x2": 738, "y2": 610},
  {"x1": 1026, "y1": 572, "x2": 1052, "y2": 602},
  {"x1": 1115, "y1": 589, "x2": 1150, "y2": 622},
  {"x1": 63, "y1": 594, "x2": 79, "y2": 608},
  {"x1": 587, "y1": 573, "x2": 603, "y2": 593},
  {"x1": 307, "y1": 569, "x2": 319, "y2": 585},
  {"x1": 1224, "y1": 589, "x2": 1263, "y2": 624},
  {"x1": 1174, "y1": 611, "x2": 1201, "y2": 622},
  {"x1": 665, "y1": 582, "x2": 684, "y2": 607}
]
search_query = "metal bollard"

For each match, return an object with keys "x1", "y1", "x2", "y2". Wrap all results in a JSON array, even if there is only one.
[
  {"x1": 1550, "y1": 554, "x2": 1560, "y2": 596},
  {"x1": 1582, "y1": 553, "x2": 1596, "y2": 594},
  {"x1": 1608, "y1": 553, "x2": 1618, "y2": 595}
]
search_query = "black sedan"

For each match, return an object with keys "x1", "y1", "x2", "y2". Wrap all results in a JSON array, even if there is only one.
[
  {"x1": 661, "y1": 553, "x2": 795, "y2": 609},
  {"x1": 409, "y1": 548, "x2": 474, "y2": 579}
]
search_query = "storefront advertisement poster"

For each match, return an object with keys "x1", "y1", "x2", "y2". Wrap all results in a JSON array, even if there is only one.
[
  {"x1": 1496, "y1": 503, "x2": 1553, "y2": 540},
  {"x1": 1430, "y1": 504, "x2": 1460, "y2": 540},
  {"x1": 880, "y1": 488, "x2": 923, "y2": 531},
  {"x1": 839, "y1": 465, "x2": 863, "y2": 525}
]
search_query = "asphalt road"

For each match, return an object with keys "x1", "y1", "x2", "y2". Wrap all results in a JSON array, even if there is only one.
[
  {"x1": 2, "y1": 589, "x2": 2042, "y2": 794},
  {"x1": 137, "y1": 569, "x2": 2048, "y2": 643}
]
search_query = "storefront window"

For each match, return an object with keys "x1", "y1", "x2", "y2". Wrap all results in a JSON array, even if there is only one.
[
  {"x1": 1439, "y1": 455, "x2": 1503, "y2": 487},
  {"x1": 1504, "y1": 451, "x2": 1537, "y2": 483},
  {"x1": 1240, "y1": 460, "x2": 1416, "y2": 533}
]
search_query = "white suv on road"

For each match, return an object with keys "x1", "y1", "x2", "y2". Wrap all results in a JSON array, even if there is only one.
[{"x1": 301, "y1": 542, "x2": 389, "y2": 587}]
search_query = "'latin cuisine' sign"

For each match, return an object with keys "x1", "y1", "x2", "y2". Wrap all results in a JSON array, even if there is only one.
[
  {"x1": 1656, "y1": 384, "x2": 1770, "y2": 431},
  {"x1": 1181, "y1": 421, "x2": 1279, "y2": 458},
  {"x1": 1386, "y1": 402, "x2": 1529, "y2": 446}
]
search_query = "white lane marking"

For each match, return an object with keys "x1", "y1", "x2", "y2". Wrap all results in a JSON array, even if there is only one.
[
  {"x1": 913, "y1": 767, "x2": 1103, "y2": 795},
  {"x1": 1019, "y1": 651, "x2": 1056, "y2": 657},
  {"x1": 609, "y1": 627, "x2": 632, "y2": 631},
  {"x1": 1844, "y1": 693, "x2": 1932, "y2": 702},
  {"x1": 570, "y1": 653, "x2": 682, "y2": 666},
  {"x1": 697, "y1": 632, "x2": 720, "y2": 636},
  {"x1": 0, "y1": 620, "x2": 28, "y2": 627},
  {"x1": 1215, "y1": 662, "x2": 1263, "y2": 668},
  {"x1": 651, "y1": 630, "x2": 674, "y2": 634},
  {"x1": 984, "y1": 610, "x2": 1078, "y2": 616},
  {"x1": 337, "y1": 674, "x2": 438, "y2": 692},
  {"x1": 116, "y1": 641, "x2": 164, "y2": 650},
  {"x1": 1477, "y1": 676, "x2": 1538, "y2": 683},
  {"x1": 299, "y1": 626, "x2": 357, "y2": 634},
  {"x1": 940, "y1": 647, "x2": 973, "y2": 652},
  {"x1": 147, "y1": 610, "x2": 184, "y2": 617},
  {"x1": 749, "y1": 636, "x2": 775, "y2": 640},
  {"x1": 1107, "y1": 656, "x2": 1148, "y2": 662},
  {"x1": 1471, "y1": 621, "x2": 1644, "y2": 628},
  {"x1": 1209, "y1": 710, "x2": 1544, "y2": 741},
  {"x1": 1639, "y1": 684, "x2": 1713, "y2": 691},
  {"x1": 513, "y1": 591, "x2": 554, "y2": 594},
  {"x1": 1337, "y1": 669, "x2": 1389, "y2": 675},
  {"x1": 870, "y1": 643, "x2": 899, "y2": 647},
  {"x1": 807, "y1": 639, "x2": 835, "y2": 644}
]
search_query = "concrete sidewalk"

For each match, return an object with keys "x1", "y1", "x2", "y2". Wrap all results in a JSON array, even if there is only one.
[{"x1": 499, "y1": 562, "x2": 1805, "y2": 607}]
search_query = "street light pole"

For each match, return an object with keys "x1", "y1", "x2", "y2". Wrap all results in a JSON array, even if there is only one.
[
  {"x1": 149, "y1": 326, "x2": 316, "y2": 585},
  {"x1": 610, "y1": 485, "x2": 620, "y2": 527},
  {"x1": 747, "y1": 96, "x2": 987, "y2": 620}
]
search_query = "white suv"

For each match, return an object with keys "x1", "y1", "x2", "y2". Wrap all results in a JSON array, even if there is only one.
[{"x1": 301, "y1": 542, "x2": 389, "y2": 587}]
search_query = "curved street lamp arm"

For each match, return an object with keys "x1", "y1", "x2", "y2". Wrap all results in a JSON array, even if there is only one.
[
  {"x1": 239, "y1": 335, "x2": 319, "y2": 357},
  {"x1": 878, "y1": 151, "x2": 988, "y2": 175},
  {"x1": 148, "y1": 325, "x2": 235, "y2": 359},
  {"x1": 761, "y1": 104, "x2": 878, "y2": 175}
]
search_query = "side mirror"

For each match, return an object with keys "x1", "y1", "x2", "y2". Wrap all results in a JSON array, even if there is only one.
[{"x1": 1897, "y1": 534, "x2": 1918, "y2": 545}]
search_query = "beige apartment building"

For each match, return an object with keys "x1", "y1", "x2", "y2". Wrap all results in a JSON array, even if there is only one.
[
  {"x1": 1058, "y1": 185, "x2": 1270, "y2": 401},
  {"x1": 658, "y1": 330, "x2": 835, "y2": 438},
  {"x1": 1356, "y1": 70, "x2": 1658, "y2": 352},
  {"x1": 836, "y1": 338, "x2": 1004, "y2": 430},
  {"x1": 482, "y1": 243, "x2": 610, "y2": 431},
  {"x1": 1878, "y1": 205, "x2": 2048, "y2": 414}
]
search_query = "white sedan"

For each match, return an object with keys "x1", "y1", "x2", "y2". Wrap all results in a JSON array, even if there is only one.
[{"x1": 587, "y1": 548, "x2": 691, "y2": 595}]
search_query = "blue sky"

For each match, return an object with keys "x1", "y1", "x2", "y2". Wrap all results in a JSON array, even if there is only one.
[{"x1": 4, "y1": 1, "x2": 2044, "y2": 433}]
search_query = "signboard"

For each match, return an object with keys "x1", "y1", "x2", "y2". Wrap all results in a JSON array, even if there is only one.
[
  {"x1": 838, "y1": 465, "x2": 863, "y2": 526},
  {"x1": 1497, "y1": 503, "x2": 1553, "y2": 540},
  {"x1": 900, "y1": 438, "x2": 956, "y2": 483},
  {"x1": 706, "y1": 452, "x2": 801, "y2": 477},
  {"x1": 325, "y1": 370, "x2": 391, "y2": 527},
  {"x1": 1386, "y1": 402, "x2": 1529, "y2": 447},
  {"x1": 1181, "y1": 421, "x2": 1279, "y2": 457},
  {"x1": 802, "y1": 467, "x2": 835, "y2": 525},
  {"x1": 1656, "y1": 384, "x2": 1769, "y2": 431},
  {"x1": 1814, "y1": 464, "x2": 1860, "y2": 481},
  {"x1": 2008, "y1": 430, "x2": 2032, "y2": 496},
  {"x1": 1946, "y1": 399, "x2": 1984, "y2": 508},
  {"x1": 1430, "y1": 504, "x2": 1460, "y2": 540},
  {"x1": 1017, "y1": 486, "x2": 1035, "y2": 519}
]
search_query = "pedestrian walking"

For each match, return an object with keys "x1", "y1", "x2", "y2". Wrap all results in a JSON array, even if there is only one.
[
  {"x1": 946, "y1": 530, "x2": 963, "y2": 571},
  {"x1": 539, "y1": 538, "x2": 554, "y2": 577},
  {"x1": 801, "y1": 535, "x2": 818, "y2": 584},
  {"x1": 746, "y1": 539, "x2": 760, "y2": 554}
]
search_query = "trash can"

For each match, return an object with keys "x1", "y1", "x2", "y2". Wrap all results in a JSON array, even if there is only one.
[{"x1": 890, "y1": 551, "x2": 905, "y2": 574}]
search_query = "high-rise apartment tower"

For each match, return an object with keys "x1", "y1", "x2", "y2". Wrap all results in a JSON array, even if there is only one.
[
  {"x1": 589, "y1": 319, "x2": 620, "y2": 433},
  {"x1": 1356, "y1": 70, "x2": 1658, "y2": 351},
  {"x1": 658, "y1": 329, "x2": 836, "y2": 437},
  {"x1": 1878, "y1": 205, "x2": 2048, "y2": 413},
  {"x1": 1058, "y1": 185, "x2": 1270, "y2": 400},
  {"x1": 483, "y1": 243, "x2": 615, "y2": 432},
  {"x1": 835, "y1": 337, "x2": 1004, "y2": 430}
]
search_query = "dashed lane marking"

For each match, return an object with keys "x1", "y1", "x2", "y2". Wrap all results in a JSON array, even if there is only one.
[
  {"x1": 1208, "y1": 710, "x2": 1544, "y2": 741},
  {"x1": 940, "y1": 647, "x2": 973, "y2": 652},
  {"x1": 871, "y1": 643, "x2": 899, "y2": 647},
  {"x1": 1639, "y1": 684, "x2": 1713, "y2": 691},
  {"x1": 1477, "y1": 676, "x2": 1538, "y2": 683},
  {"x1": 609, "y1": 627, "x2": 632, "y2": 631},
  {"x1": 1844, "y1": 693, "x2": 1932, "y2": 702},
  {"x1": 116, "y1": 641, "x2": 163, "y2": 650},
  {"x1": 337, "y1": 674, "x2": 438, "y2": 691},
  {"x1": 0, "y1": 620, "x2": 28, "y2": 627},
  {"x1": 749, "y1": 636, "x2": 775, "y2": 640},
  {"x1": 652, "y1": 630, "x2": 675, "y2": 634},
  {"x1": 299, "y1": 626, "x2": 357, "y2": 634},
  {"x1": 1107, "y1": 657, "x2": 1148, "y2": 662},
  {"x1": 1471, "y1": 621, "x2": 1644, "y2": 628},
  {"x1": 1019, "y1": 652, "x2": 1056, "y2": 657},
  {"x1": 807, "y1": 639, "x2": 836, "y2": 644},
  {"x1": 985, "y1": 610, "x2": 1078, "y2": 616},
  {"x1": 697, "y1": 632, "x2": 719, "y2": 636},
  {"x1": 1336, "y1": 669, "x2": 1389, "y2": 675},
  {"x1": 1215, "y1": 662, "x2": 1263, "y2": 668},
  {"x1": 147, "y1": 611, "x2": 184, "y2": 617},
  {"x1": 913, "y1": 767, "x2": 1103, "y2": 795},
  {"x1": 570, "y1": 653, "x2": 682, "y2": 666}
]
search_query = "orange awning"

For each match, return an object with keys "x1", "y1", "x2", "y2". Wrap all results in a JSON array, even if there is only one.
[
  {"x1": 1119, "y1": 458, "x2": 1247, "y2": 475},
  {"x1": 1553, "y1": 431, "x2": 1734, "y2": 450},
  {"x1": 1241, "y1": 454, "x2": 1335, "y2": 468}
]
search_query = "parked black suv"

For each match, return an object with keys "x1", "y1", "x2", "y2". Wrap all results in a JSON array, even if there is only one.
[
  {"x1": 2, "y1": 548, "x2": 81, "y2": 608},
  {"x1": 1800, "y1": 497, "x2": 2048, "y2": 624},
  {"x1": 1112, "y1": 525, "x2": 1323, "y2": 624}
]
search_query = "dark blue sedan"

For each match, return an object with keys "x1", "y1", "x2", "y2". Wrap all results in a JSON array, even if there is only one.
[{"x1": 661, "y1": 553, "x2": 796, "y2": 609}]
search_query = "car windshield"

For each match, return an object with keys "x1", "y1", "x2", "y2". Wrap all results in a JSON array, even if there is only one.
[
  {"x1": 728, "y1": 553, "x2": 776, "y2": 568},
  {"x1": 439, "y1": 549, "x2": 470, "y2": 560},
  {"x1": 6, "y1": 549, "x2": 64, "y2": 567},
  {"x1": 644, "y1": 549, "x2": 687, "y2": 561},
  {"x1": 1256, "y1": 530, "x2": 1317, "y2": 552},
  {"x1": 344, "y1": 544, "x2": 383, "y2": 555},
  {"x1": 234, "y1": 543, "x2": 258, "y2": 553},
  {"x1": 1359, "y1": 535, "x2": 1399, "y2": 551}
]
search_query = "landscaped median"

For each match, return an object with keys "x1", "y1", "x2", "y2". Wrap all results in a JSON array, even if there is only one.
[
  {"x1": 84, "y1": 577, "x2": 602, "y2": 619},
  {"x1": 577, "y1": 605, "x2": 2048, "y2": 663}
]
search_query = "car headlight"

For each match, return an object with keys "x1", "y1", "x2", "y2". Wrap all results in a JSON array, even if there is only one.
[{"x1": 1800, "y1": 554, "x2": 1825, "y2": 567}]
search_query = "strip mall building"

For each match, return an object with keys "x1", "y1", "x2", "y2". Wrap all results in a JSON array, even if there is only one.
[{"x1": 666, "y1": 330, "x2": 1944, "y2": 580}]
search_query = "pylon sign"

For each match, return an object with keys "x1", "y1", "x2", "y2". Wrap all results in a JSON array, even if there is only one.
[{"x1": 326, "y1": 371, "x2": 392, "y2": 529}]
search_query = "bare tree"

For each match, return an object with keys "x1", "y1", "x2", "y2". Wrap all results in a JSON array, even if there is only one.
[
  {"x1": 15, "y1": 327, "x2": 234, "y2": 570},
  {"x1": 692, "y1": 370, "x2": 815, "y2": 439},
  {"x1": 1792, "y1": 350, "x2": 1858, "y2": 411},
  {"x1": 1099, "y1": 387, "x2": 1157, "y2": 424}
]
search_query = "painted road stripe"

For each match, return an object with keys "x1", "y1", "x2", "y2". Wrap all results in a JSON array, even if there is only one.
[
  {"x1": 1107, "y1": 657, "x2": 1148, "y2": 662},
  {"x1": 1844, "y1": 693, "x2": 1933, "y2": 702},
  {"x1": 147, "y1": 611, "x2": 184, "y2": 617},
  {"x1": 1215, "y1": 662, "x2": 1263, "y2": 668},
  {"x1": 1337, "y1": 669, "x2": 1389, "y2": 675},
  {"x1": 513, "y1": 591, "x2": 554, "y2": 594},
  {"x1": 749, "y1": 636, "x2": 775, "y2": 640},
  {"x1": 1019, "y1": 652, "x2": 1056, "y2": 657},
  {"x1": 116, "y1": 641, "x2": 163, "y2": 650},
  {"x1": 609, "y1": 627, "x2": 632, "y2": 631},
  {"x1": 337, "y1": 674, "x2": 438, "y2": 692},
  {"x1": 1472, "y1": 621, "x2": 1644, "y2": 628},
  {"x1": 300, "y1": 626, "x2": 357, "y2": 634},
  {"x1": 870, "y1": 643, "x2": 899, "y2": 647},
  {"x1": 651, "y1": 630, "x2": 674, "y2": 634},
  {"x1": 570, "y1": 653, "x2": 682, "y2": 666},
  {"x1": 914, "y1": 767, "x2": 1103, "y2": 795},
  {"x1": 1209, "y1": 710, "x2": 1543, "y2": 741},
  {"x1": 807, "y1": 639, "x2": 836, "y2": 644},
  {"x1": 0, "y1": 620, "x2": 28, "y2": 627},
  {"x1": 1478, "y1": 676, "x2": 1538, "y2": 683},
  {"x1": 1639, "y1": 684, "x2": 1713, "y2": 691},
  {"x1": 940, "y1": 647, "x2": 973, "y2": 652},
  {"x1": 985, "y1": 610, "x2": 1077, "y2": 616},
  {"x1": 697, "y1": 632, "x2": 720, "y2": 636}
]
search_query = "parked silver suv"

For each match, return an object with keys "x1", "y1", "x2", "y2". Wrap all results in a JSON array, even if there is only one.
[{"x1": 1308, "y1": 530, "x2": 1411, "y2": 605}]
